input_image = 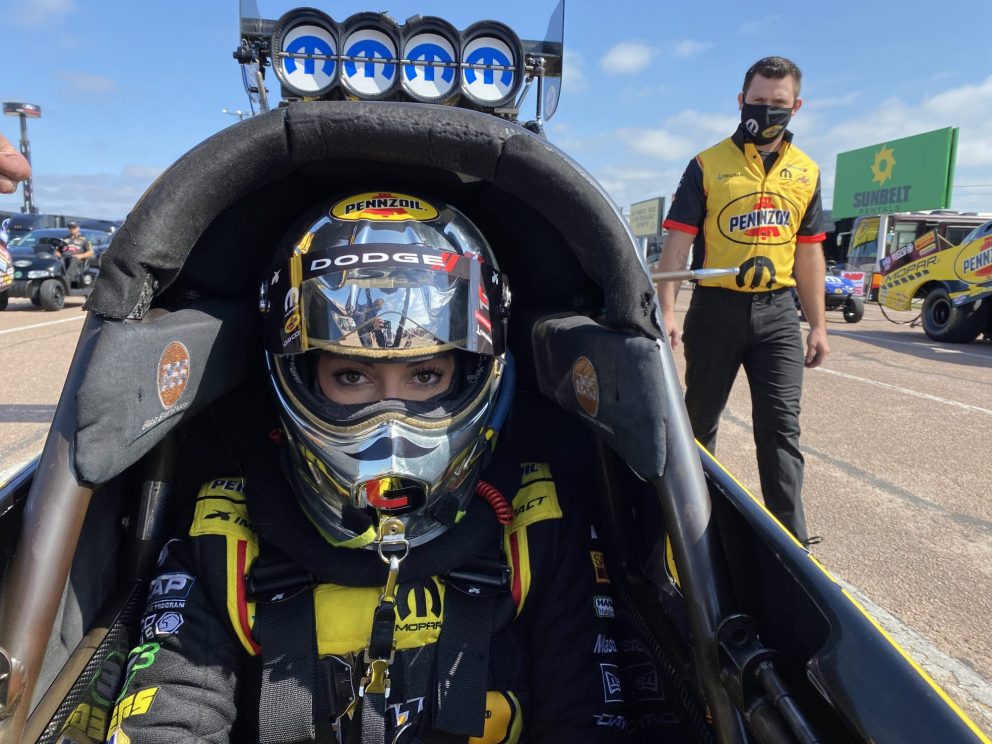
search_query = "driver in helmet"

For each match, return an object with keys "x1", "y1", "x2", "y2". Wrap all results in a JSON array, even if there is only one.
[{"x1": 103, "y1": 193, "x2": 627, "y2": 743}]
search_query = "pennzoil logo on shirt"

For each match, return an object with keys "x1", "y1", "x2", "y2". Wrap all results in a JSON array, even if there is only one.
[
  {"x1": 331, "y1": 191, "x2": 440, "y2": 222},
  {"x1": 717, "y1": 191, "x2": 802, "y2": 246}
]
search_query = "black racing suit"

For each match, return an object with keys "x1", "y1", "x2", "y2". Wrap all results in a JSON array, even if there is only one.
[{"x1": 104, "y1": 459, "x2": 627, "y2": 743}]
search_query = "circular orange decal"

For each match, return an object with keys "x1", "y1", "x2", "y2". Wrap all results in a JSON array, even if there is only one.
[
  {"x1": 284, "y1": 312, "x2": 301, "y2": 334},
  {"x1": 157, "y1": 341, "x2": 191, "y2": 409},
  {"x1": 572, "y1": 356, "x2": 600, "y2": 417}
]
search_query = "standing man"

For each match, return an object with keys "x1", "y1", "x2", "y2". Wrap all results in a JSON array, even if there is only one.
[{"x1": 657, "y1": 56, "x2": 829, "y2": 543}]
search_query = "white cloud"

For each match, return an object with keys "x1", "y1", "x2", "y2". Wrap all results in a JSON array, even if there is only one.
[
  {"x1": 0, "y1": 164, "x2": 164, "y2": 219},
  {"x1": 11, "y1": 0, "x2": 74, "y2": 27},
  {"x1": 562, "y1": 49, "x2": 588, "y2": 94},
  {"x1": 617, "y1": 83, "x2": 671, "y2": 102},
  {"x1": 620, "y1": 129, "x2": 695, "y2": 162},
  {"x1": 615, "y1": 110, "x2": 738, "y2": 165},
  {"x1": 664, "y1": 109, "x2": 740, "y2": 140},
  {"x1": 795, "y1": 75, "x2": 992, "y2": 209},
  {"x1": 739, "y1": 15, "x2": 782, "y2": 36},
  {"x1": 672, "y1": 39, "x2": 712, "y2": 59},
  {"x1": 593, "y1": 164, "x2": 684, "y2": 211},
  {"x1": 804, "y1": 91, "x2": 860, "y2": 110},
  {"x1": 57, "y1": 72, "x2": 117, "y2": 94},
  {"x1": 601, "y1": 42, "x2": 657, "y2": 75}
]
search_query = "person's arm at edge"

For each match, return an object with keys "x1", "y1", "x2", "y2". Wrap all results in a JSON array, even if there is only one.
[
  {"x1": 656, "y1": 229, "x2": 695, "y2": 349},
  {"x1": 793, "y1": 243, "x2": 830, "y2": 368},
  {"x1": 794, "y1": 172, "x2": 830, "y2": 368},
  {"x1": 658, "y1": 157, "x2": 705, "y2": 349}
]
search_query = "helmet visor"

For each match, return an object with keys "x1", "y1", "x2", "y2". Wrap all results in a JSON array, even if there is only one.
[{"x1": 265, "y1": 243, "x2": 507, "y2": 358}]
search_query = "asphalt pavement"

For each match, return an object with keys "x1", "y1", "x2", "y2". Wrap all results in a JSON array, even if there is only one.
[
  {"x1": 664, "y1": 286, "x2": 992, "y2": 733},
  {"x1": 1, "y1": 288, "x2": 990, "y2": 733}
]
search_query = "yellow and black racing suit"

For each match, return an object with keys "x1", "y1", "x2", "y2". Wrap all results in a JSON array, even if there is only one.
[{"x1": 98, "y1": 458, "x2": 627, "y2": 743}]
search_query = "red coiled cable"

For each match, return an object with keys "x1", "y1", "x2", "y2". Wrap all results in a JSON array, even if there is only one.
[{"x1": 475, "y1": 480, "x2": 514, "y2": 525}]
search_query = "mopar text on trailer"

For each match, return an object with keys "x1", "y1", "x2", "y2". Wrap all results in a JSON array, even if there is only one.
[{"x1": 879, "y1": 219, "x2": 992, "y2": 342}]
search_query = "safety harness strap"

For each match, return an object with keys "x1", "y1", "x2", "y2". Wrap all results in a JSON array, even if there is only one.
[
  {"x1": 359, "y1": 585, "x2": 401, "y2": 743},
  {"x1": 432, "y1": 587, "x2": 496, "y2": 738},
  {"x1": 256, "y1": 588, "x2": 332, "y2": 743}
]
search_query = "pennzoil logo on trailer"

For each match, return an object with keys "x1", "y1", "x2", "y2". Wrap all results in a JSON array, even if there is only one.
[{"x1": 331, "y1": 192, "x2": 439, "y2": 222}]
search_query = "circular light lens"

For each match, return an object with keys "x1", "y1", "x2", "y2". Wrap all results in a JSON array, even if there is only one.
[
  {"x1": 341, "y1": 15, "x2": 400, "y2": 99},
  {"x1": 272, "y1": 9, "x2": 338, "y2": 98},
  {"x1": 460, "y1": 23, "x2": 522, "y2": 108},
  {"x1": 402, "y1": 28, "x2": 458, "y2": 102}
]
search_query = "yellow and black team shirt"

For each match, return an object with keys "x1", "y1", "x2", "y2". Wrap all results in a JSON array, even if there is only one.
[
  {"x1": 663, "y1": 127, "x2": 826, "y2": 291},
  {"x1": 89, "y1": 465, "x2": 629, "y2": 744}
]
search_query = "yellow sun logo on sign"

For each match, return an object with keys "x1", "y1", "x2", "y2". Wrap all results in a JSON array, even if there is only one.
[{"x1": 870, "y1": 145, "x2": 896, "y2": 185}]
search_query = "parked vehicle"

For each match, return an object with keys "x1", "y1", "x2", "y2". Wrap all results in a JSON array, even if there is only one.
[
  {"x1": 791, "y1": 263, "x2": 864, "y2": 323},
  {"x1": 3, "y1": 213, "x2": 64, "y2": 238},
  {"x1": 6, "y1": 235, "x2": 97, "y2": 310},
  {"x1": 8, "y1": 227, "x2": 111, "y2": 267},
  {"x1": 0, "y1": 243, "x2": 12, "y2": 310},
  {"x1": 879, "y1": 221, "x2": 992, "y2": 343},
  {"x1": 841, "y1": 210, "x2": 992, "y2": 299},
  {"x1": 825, "y1": 268, "x2": 864, "y2": 322}
]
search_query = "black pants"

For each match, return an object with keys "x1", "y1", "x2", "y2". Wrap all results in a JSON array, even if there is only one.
[{"x1": 683, "y1": 286, "x2": 808, "y2": 541}]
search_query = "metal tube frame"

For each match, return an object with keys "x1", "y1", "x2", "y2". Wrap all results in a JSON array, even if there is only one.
[
  {"x1": 0, "y1": 313, "x2": 102, "y2": 744},
  {"x1": 652, "y1": 335, "x2": 749, "y2": 744}
]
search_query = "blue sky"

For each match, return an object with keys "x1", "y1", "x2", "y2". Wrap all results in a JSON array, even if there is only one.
[{"x1": 3, "y1": 0, "x2": 992, "y2": 220}]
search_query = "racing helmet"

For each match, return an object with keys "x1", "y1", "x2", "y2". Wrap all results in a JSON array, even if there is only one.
[{"x1": 260, "y1": 191, "x2": 513, "y2": 548}]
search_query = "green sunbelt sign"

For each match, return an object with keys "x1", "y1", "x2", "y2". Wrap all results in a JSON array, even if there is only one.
[{"x1": 831, "y1": 127, "x2": 958, "y2": 220}]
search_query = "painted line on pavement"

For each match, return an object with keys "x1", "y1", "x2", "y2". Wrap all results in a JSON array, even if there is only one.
[
  {"x1": 0, "y1": 315, "x2": 84, "y2": 336},
  {"x1": 828, "y1": 328, "x2": 992, "y2": 362},
  {"x1": 815, "y1": 367, "x2": 992, "y2": 417}
]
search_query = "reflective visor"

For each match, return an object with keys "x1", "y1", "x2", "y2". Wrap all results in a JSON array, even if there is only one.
[{"x1": 264, "y1": 243, "x2": 506, "y2": 357}]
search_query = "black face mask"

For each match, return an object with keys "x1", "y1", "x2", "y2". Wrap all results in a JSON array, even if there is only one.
[{"x1": 740, "y1": 103, "x2": 793, "y2": 145}]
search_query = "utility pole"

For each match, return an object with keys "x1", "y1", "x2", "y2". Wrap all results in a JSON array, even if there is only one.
[{"x1": 2, "y1": 102, "x2": 41, "y2": 214}]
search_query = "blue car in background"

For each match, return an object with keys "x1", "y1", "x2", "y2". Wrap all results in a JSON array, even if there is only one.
[{"x1": 794, "y1": 264, "x2": 865, "y2": 323}]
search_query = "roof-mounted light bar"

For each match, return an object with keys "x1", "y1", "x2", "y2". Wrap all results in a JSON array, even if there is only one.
[{"x1": 255, "y1": 10, "x2": 541, "y2": 118}]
